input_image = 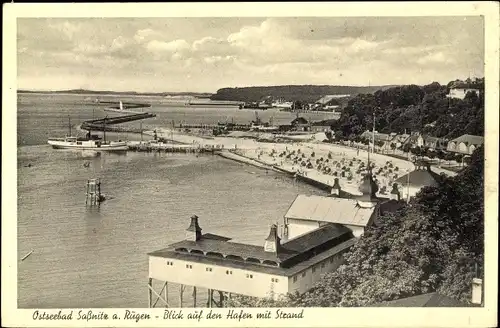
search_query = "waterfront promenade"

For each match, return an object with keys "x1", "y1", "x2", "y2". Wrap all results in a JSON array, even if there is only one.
[
  {"x1": 146, "y1": 128, "x2": 416, "y2": 196},
  {"x1": 146, "y1": 129, "x2": 457, "y2": 189}
]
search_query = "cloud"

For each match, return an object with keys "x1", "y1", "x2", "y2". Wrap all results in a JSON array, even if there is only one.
[
  {"x1": 16, "y1": 17, "x2": 485, "y2": 92},
  {"x1": 134, "y1": 28, "x2": 158, "y2": 42},
  {"x1": 146, "y1": 39, "x2": 190, "y2": 53}
]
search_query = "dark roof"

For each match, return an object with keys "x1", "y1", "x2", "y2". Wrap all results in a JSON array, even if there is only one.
[
  {"x1": 372, "y1": 293, "x2": 467, "y2": 307},
  {"x1": 395, "y1": 168, "x2": 439, "y2": 187},
  {"x1": 167, "y1": 237, "x2": 295, "y2": 263},
  {"x1": 151, "y1": 221, "x2": 354, "y2": 267},
  {"x1": 291, "y1": 117, "x2": 309, "y2": 125},
  {"x1": 282, "y1": 223, "x2": 352, "y2": 253},
  {"x1": 202, "y1": 233, "x2": 232, "y2": 242},
  {"x1": 148, "y1": 238, "x2": 356, "y2": 277}
]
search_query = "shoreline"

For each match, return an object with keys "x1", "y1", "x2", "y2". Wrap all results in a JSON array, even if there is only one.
[{"x1": 73, "y1": 124, "x2": 457, "y2": 194}]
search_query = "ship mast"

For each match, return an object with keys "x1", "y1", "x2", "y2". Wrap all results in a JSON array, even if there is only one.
[
  {"x1": 406, "y1": 150, "x2": 411, "y2": 203},
  {"x1": 103, "y1": 116, "x2": 107, "y2": 143}
]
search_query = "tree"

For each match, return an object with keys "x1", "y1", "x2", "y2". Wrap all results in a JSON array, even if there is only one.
[
  {"x1": 266, "y1": 146, "x2": 484, "y2": 307},
  {"x1": 390, "y1": 142, "x2": 397, "y2": 154},
  {"x1": 444, "y1": 152, "x2": 456, "y2": 165},
  {"x1": 402, "y1": 143, "x2": 411, "y2": 154}
]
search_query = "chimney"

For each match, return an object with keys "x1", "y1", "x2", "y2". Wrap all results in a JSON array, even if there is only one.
[
  {"x1": 331, "y1": 178, "x2": 341, "y2": 196},
  {"x1": 471, "y1": 278, "x2": 483, "y2": 305},
  {"x1": 390, "y1": 183, "x2": 401, "y2": 201},
  {"x1": 186, "y1": 215, "x2": 202, "y2": 242},
  {"x1": 264, "y1": 224, "x2": 280, "y2": 253}
]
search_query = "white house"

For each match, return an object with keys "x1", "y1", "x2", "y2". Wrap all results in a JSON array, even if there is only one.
[
  {"x1": 148, "y1": 215, "x2": 356, "y2": 305},
  {"x1": 447, "y1": 87, "x2": 481, "y2": 100},
  {"x1": 447, "y1": 134, "x2": 484, "y2": 154}
]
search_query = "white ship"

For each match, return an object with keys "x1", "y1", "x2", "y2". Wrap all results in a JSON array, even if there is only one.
[
  {"x1": 48, "y1": 117, "x2": 128, "y2": 151},
  {"x1": 48, "y1": 137, "x2": 128, "y2": 151}
]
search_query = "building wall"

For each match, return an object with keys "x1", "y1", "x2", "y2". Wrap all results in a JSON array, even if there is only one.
[
  {"x1": 286, "y1": 219, "x2": 367, "y2": 239},
  {"x1": 457, "y1": 142, "x2": 469, "y2": 154},
  {"x1": 447, "y1": 142, "x2": 456, "y2": 152},
  {"x1": 285, "y1": 218, "x2": 320, "y2": 240},
  {"x1": 287, "y1": 252, "x2": 346, "y2": 294},
  {"x1": 343, "y1": 224, "x2": 365, "y2": 238},
  {"x1": 311, "y1": 126, "x2": 331, "y2": 133},
  {"x1": 149, "y1": 256, "x2": 289, "y2": 299}
]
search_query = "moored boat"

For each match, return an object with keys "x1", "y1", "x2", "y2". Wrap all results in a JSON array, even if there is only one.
[
  {"x1": 48, "y1": 137, "x2": 129, "y2": 151},
  {"x1": 48, "y1": 116, "x2": 129, "y2": 151}
]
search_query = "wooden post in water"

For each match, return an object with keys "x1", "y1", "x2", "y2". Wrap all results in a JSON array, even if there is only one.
[
  {"x1": 86, "y1": 178, "x2": 102, "y2": 206},
  {"x1": 193, "y1": 286, "x2": 197, "y2": 307}
]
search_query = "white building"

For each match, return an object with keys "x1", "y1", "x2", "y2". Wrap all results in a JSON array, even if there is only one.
[
  {"x1": 447, "y1": 134, "x2": 484, "y2": 155},
  {"x1": 148, "y1": 215, "x2": 356, "y2": 306},
  {"x1": 281, "y1": 169, "x2": 397, "y2": 239},
  {"x1": 394, "y1": 163, "x2": 440, "y2": 201},
  {"x1": 283, "y1": 194, "x2": 378, "y2": 239},
  {"x1": 447, "y1": 87, "x2": 481, "y2": 100}
]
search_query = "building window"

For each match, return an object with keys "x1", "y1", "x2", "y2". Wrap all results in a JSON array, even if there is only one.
[
  {"x1": 226, "y1": 270, "x2": 232, "y2": 275},
  {"x1": 301, "y1": 272, "x2": 306, "y2": 278},
  {"x1": 271, "y1": 278, "x2": 279, "y2": 283},
  {"x1": 312, "y1": 266, "x2": 316, "y2": 273},
  {"x1": 293, "y1": 276, "x2": 297, "y2": 283},
  {"x1": 246, "y1": 274, "x2": 253, "y2": 279},
  {"x1": 186, "y1": 264, "x2": 192, "y2": 269},
  {"x1": 329, "y1": 258, "x2": 333, "y2": 264},
  {"x1": 321, "y1": 263, "x2": 325, "y2": 269},
  {"x1": 206, "y1": 267, "x2": 212, "y2": 272}
]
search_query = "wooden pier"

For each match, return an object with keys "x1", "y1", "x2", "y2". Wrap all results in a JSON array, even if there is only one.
[
  {"x1": 176, "y1": 123, "x2": 251, "y2": 131},
  {"x1": 126, "y1": 142, "x2": 223, "y2": 154}
]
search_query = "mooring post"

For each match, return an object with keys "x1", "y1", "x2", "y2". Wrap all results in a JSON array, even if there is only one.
[{"x1": 193, "y1": 286, "x2": 197, "y2": 308}]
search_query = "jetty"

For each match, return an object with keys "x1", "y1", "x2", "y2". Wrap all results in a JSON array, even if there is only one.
[
  {"x1": 81, "y1": 112, "x2": 156, "y2": 131},
  {"x1": 176, "y1": 123, "x2": 251, "y2": 131},
  {"x1": 126, "y1": 141, "x2": 222, "y2": 154}
]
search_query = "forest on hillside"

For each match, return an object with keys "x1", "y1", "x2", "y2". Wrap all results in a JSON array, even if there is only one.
[
  {"x1": 227, "y1": 145, "x2": 485, "y2": 307},
  {"x1": 210, "y1": 85, "x2": 392, "y2": 103},
  {"x1": 332, "y1": 78, "x2": 485, "y2": 140}
]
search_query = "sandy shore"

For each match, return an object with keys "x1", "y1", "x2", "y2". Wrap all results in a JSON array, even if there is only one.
[{"x1": 144, "y1": 128, "x2": 456, "y2": 196}]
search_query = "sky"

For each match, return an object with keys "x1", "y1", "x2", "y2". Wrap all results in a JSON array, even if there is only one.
[{"x1": 17, "y1": 17, "x2": 484, "y2": 93}]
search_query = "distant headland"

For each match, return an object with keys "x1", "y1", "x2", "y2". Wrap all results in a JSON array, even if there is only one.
[{"x1": 17, "y1": 89, "x2": 214, "y2": 98}]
